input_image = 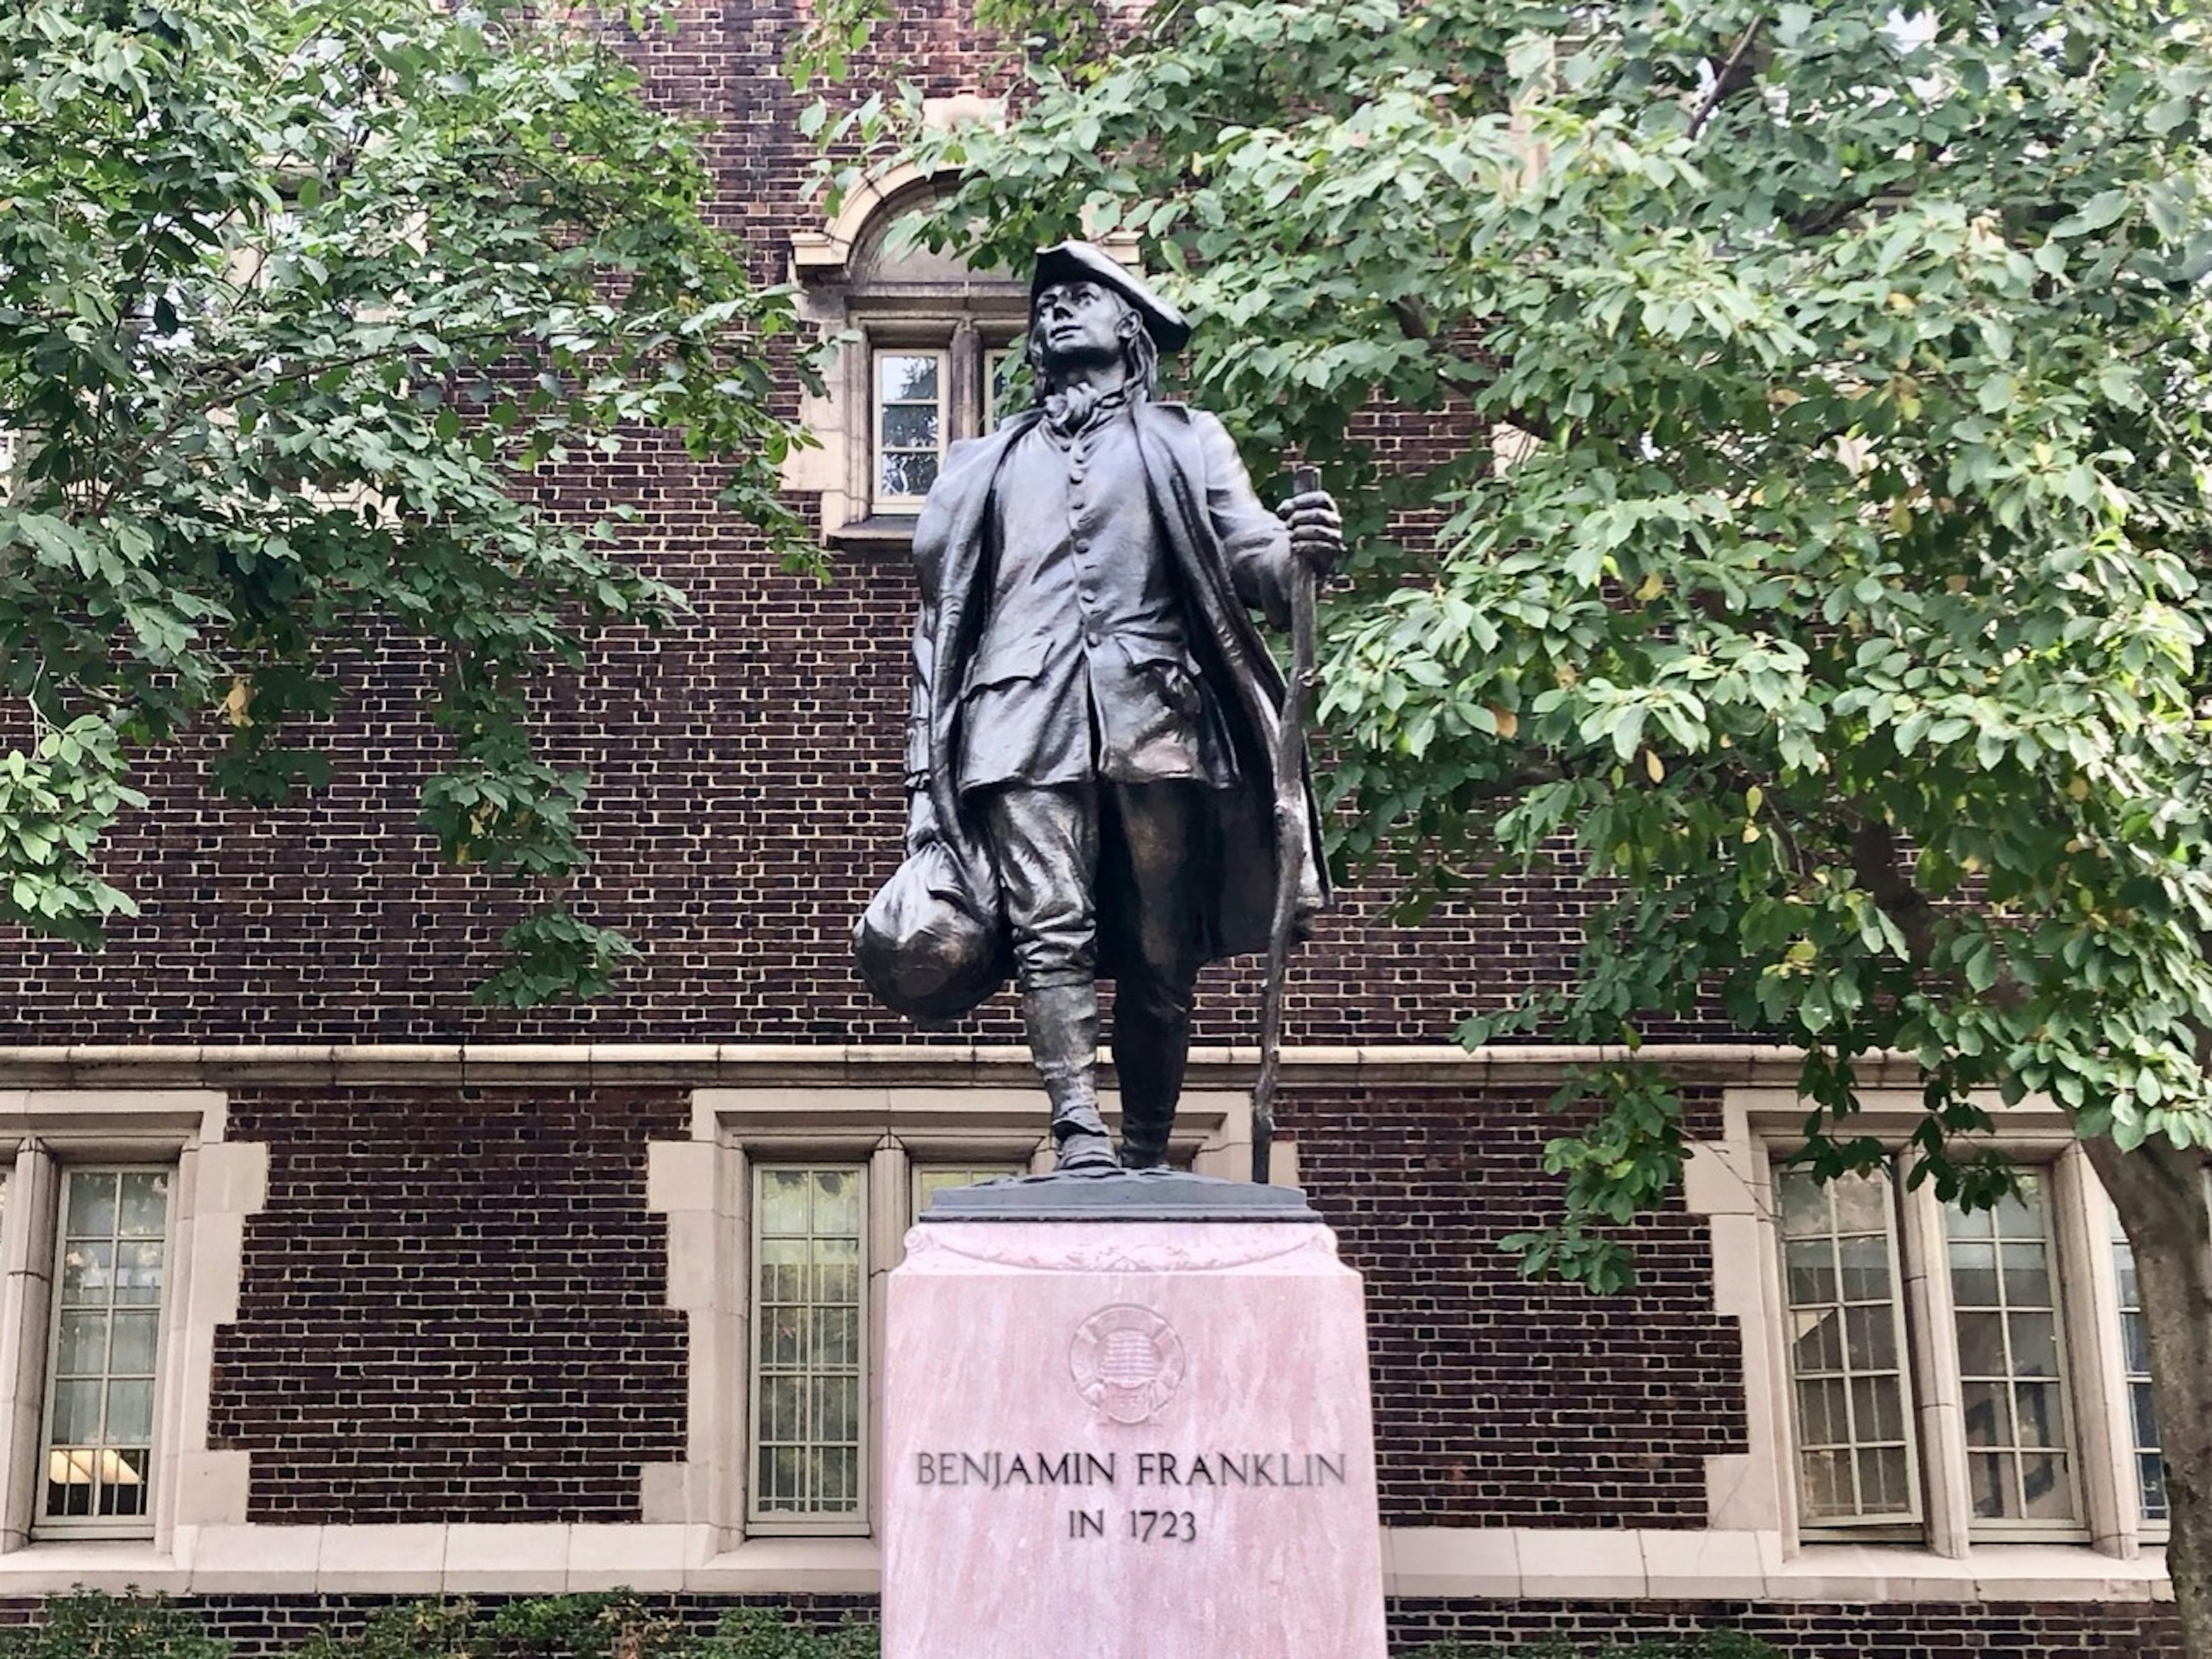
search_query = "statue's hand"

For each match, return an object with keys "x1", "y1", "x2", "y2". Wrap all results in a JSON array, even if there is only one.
[
  {"x1": 1279, "y1": 490, "x2": 1342, "y2": 578},
  {"x1": 904, "y1": 786, "x2": 942, "y2": 857}
]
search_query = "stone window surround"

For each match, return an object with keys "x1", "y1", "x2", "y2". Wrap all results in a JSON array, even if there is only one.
[
  {"x1": 785, "y1": 157, "x2": 1142, "y2": 551},
  {"x1": 1700, "y1": 1086, "x2": 2156, "y2": 1560},
  {"x1": 0, "y1": 1042, "x2": 2168, "y2": 1605},
  {"x1": 0, "y1": 1089, "x2": 264, "y2": 1560}
]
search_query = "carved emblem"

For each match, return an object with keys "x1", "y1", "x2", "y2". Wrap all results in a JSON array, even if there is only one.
[{"x1": 1069, "y1": 1304, "x2": 1186, "y2": 1425}]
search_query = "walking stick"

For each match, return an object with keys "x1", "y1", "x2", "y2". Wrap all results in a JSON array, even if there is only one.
[{"x1": 1252, "y1": 465, "x2": 1323, "y2": 1186}]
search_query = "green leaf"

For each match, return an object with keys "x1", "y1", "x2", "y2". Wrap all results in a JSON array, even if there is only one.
[{"x1": 2050, "y1": 188, "x2": 2128, "y2": 238}]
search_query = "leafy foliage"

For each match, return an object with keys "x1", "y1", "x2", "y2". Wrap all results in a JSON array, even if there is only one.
[
  {"x1": 802, "y1": 0, "x2": 2212, "y2": 1278},
  {"x1": 0, "y1": 1594, "x2": 879, "y2": 1659},
  {"x1": 0, "y1": 1592, "x2": 230, "y2": 1659},
  {"x1": 1402, "y1": 1636, "x2": 1785, "y2": 1659},
  {"x1": 0, "y1": 0, "x2": 815, "y2": 998}
]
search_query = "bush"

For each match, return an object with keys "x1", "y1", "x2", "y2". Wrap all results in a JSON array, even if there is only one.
[
  {"x1": 0, "y1": 1596, "x2": 880, "y2": 1659},
  {"x1": 1400, "y1": 1635, "x2": 1787, "y2": 1659},
  {"x1": 694, "y1": 1611, "x2": 878, "y2": 1659},
  {"x1": 0, "y1": 1592, "x2": 230, "y2": 1659}
]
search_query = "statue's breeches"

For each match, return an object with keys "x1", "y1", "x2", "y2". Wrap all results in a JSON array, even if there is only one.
[{"x1": 979, "y1": 781, "x2": 1208, "y2": 998}]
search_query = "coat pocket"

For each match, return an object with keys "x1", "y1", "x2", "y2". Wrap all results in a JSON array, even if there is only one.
[
  {"x1": 963, "y1": 638, "x2": 1050, "y2": 698},
  {"x1": 1113, "y1": 634, "x2": 1203, "y2": 717}
]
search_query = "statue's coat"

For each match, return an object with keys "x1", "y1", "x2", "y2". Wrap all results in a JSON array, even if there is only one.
[{"x1": 903, "y1": 403, "x2": 1327, "y2": 980}]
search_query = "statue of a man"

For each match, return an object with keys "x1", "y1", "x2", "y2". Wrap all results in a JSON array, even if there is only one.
[{"x1": 878, "y1": 240, "x2": 1340, "y2": 1171}]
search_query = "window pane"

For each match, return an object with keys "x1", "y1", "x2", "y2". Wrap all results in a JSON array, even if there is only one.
[
  {"x1": 752, "y1": 1166, "x2": 865, "y2": 1520},
  {"x1": 1774, "y1": 1169, "x2": 1917, "y2": 1525},
  {"x1": 2111, "y1": 1210, "x2": 2166, "y2": 1524},
  {"x1": 45, "y1": 1168, "x2": 171, "y2": 1528},
  {"x1": 1842, "y1": 1301, "x2": 1896, "y2": 1370},
  {"x1": 60, "y1": 1241, "x2": 115, "y2": 1306},
  {"x1": 986, "y1": 349, "x2": 1027, "y2": 430},
  {"x1": 1946, "y1": 1174, "x2": 2078, "y2": 1528},
  {"x1": 875, "y1": 351, "x2": 946, "y2": 507},
  {"x1": 760, "y1": 1169, "x2": 813, "y2": 1236},
  {"x1": 1793, "y1": 1307, "x2": 1842, "y2": 1373},
  {"x1": 1955, "y1": 1310, "x2": 2005, "y2": 1374},
  {"x1": 878, "y1": 450, "x2": 939, "y2": 502},
  {"x1": 55, "y1": 1313, "x2": 107, "y2": 1378},
  {"x1": 116, "y1": 1174, "x2": 167, "y2": 1238},
  {"x1": 66, "y1": 1175, "x2": 119, "y2": 1240},
  {"x1": 880, "y1": 403, "x2": 941, "y2": 450},
  {"x1": 878, "y1": 353, "x2": 939, "y2": 402},
  {"x1": 50, "y1": 1380, "x2": 102, "y2": 1445},
  {"x1": 104, "y1": 1381, "x2": 154, "y2": 1445},
  {"x1": 108, "y1": 1310, "x2": 160, "y2": 1377}
]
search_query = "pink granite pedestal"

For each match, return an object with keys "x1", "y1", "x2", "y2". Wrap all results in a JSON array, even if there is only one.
[{"x1": 882, "y1": 1215, "x2": 1387, "y2": 1659}]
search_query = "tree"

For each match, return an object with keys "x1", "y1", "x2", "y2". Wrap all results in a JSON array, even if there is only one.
[
  {"x1": 0, "y1": 0, "x2": 812, "y2": 1003},
  {"x1": 802, "y1": 0, "x2": 2212, "y2": 1644}
]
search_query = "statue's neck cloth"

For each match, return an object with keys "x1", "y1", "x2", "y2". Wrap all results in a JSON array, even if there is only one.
[{"x1": 1041, "y1": 381, "x2": 1133, "y2": 439}]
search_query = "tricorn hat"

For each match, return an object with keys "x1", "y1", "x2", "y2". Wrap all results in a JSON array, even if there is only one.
[{"x1": 1031, "y1": 241, "x2": 1192, "y2": 354}]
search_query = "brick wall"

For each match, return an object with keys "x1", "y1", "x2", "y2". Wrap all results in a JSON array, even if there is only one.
[
  {"x1": 1384, "y1": 1599, "x2": 2183, "y2": 1657},
  {"x1": 206, "y1": 1087, "x2": 691, "y2": 1522},
  {"x1": 1287, "y1": 1087, "x2": 1744, "y2": 1528}
]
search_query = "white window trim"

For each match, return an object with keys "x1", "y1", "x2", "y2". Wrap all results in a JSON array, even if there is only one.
[
  {"x1": 37, "y1": 1164, "x2": 176, "y2": 1539},
  {"x1": 0, "y1": 1089, "x2": 262, "y2": 1556},
  {"x1": 744, "y1": 1161, "x2": 872, "y2": 1533},
  {"x1": 645, "y1": 1085, "x2": 1264, "y2": 1555},
  {"x1": 868, "y1": 346, "x2": 954, "y2": 517},
  {"x1": 1719, "y1": 1088, "x2": 2150, "y2": 1562}
]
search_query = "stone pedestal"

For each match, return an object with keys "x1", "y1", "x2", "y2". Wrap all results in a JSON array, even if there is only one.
[{"x1": 881, "y1": 1176, "x2": 1387, "y2": 1658}]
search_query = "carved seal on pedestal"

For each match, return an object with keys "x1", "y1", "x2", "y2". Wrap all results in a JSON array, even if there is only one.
[{"x1": 1069, "y1": 1304, "x2": 1186, "y2": 1425}]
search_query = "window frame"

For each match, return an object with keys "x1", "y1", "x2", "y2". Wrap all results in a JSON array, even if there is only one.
[
  {"x1": 745, "y1": 1162, "x2": 871, "y2": 1533},
  {"x1": 2106, "y1": 1207, "x2": 2169, "y2": 1539},
  {"x1": 850, "y1": 317, "x2": 1025, "y2": 528},
  {"x1": 787, "y1": 164, "x2": 1142, "y2": 550},
  {"x1": 1747, "y1": 1096, "x2": 2153, "y2": 1560},
  {"x1": 1771, "y1": 1164, "x2": 1923, "y2": 1537},
  {"x1": 36, "y1": 1164, "x2": 176, "y2": 1540},
  {"x1": 868, "y1": 346, "x2": 953, "y2": 516},
  {"x1": 0, "y1": 1089, "x2": 253, "y2": 1555}
]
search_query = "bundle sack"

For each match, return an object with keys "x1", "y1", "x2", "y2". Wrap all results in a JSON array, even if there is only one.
[{"x1": 853, "y1": 842, "x2": 1009, "y2": 1020}]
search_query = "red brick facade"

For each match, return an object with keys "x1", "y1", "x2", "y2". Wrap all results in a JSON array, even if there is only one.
[{"x1": 0, "y1": 2, "x2": 2179, "y2": 1653}]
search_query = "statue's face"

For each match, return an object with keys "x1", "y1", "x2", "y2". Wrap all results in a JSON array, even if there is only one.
[{"x1": 1032, "y1": 279, "x2": 1138, "y2": 369}]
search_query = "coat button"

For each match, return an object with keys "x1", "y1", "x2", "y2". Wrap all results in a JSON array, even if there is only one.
[{"x1": 1085, "y1": 628, "x2": 1103, "y2": 648}]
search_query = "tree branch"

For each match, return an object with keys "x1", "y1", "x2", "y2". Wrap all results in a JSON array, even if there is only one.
[
  {"x1": 1849, "y1": 816, "x2": 1939, "y2": 968},
  {"x1": 1688, "y1": 20, "x2": 1766, "y2": 141}
]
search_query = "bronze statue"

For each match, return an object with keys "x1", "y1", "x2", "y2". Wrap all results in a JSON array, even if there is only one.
[{"x1": 856, "y1": 241, "x2": 1340, "y2": 1172}]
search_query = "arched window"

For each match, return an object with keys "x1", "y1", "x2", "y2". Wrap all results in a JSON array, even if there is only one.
[
  {"x1": 788, "y1": 168, "x2": 1031, "y2": 548},
  {"x1": 788, "y1": 160, "x2": 1145, "y2": 546}
]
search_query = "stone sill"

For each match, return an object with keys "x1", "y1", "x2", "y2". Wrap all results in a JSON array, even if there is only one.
[
  {"x1": 1384, "y1": 1528, "x2": 2173, "y2": 1604},
  {"x1": 825, "y1": 516, "x2": 918, "y2": 553},
  {"x1": 0, "y1": 1527, "x2": 2169, "y2": 1605}
]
